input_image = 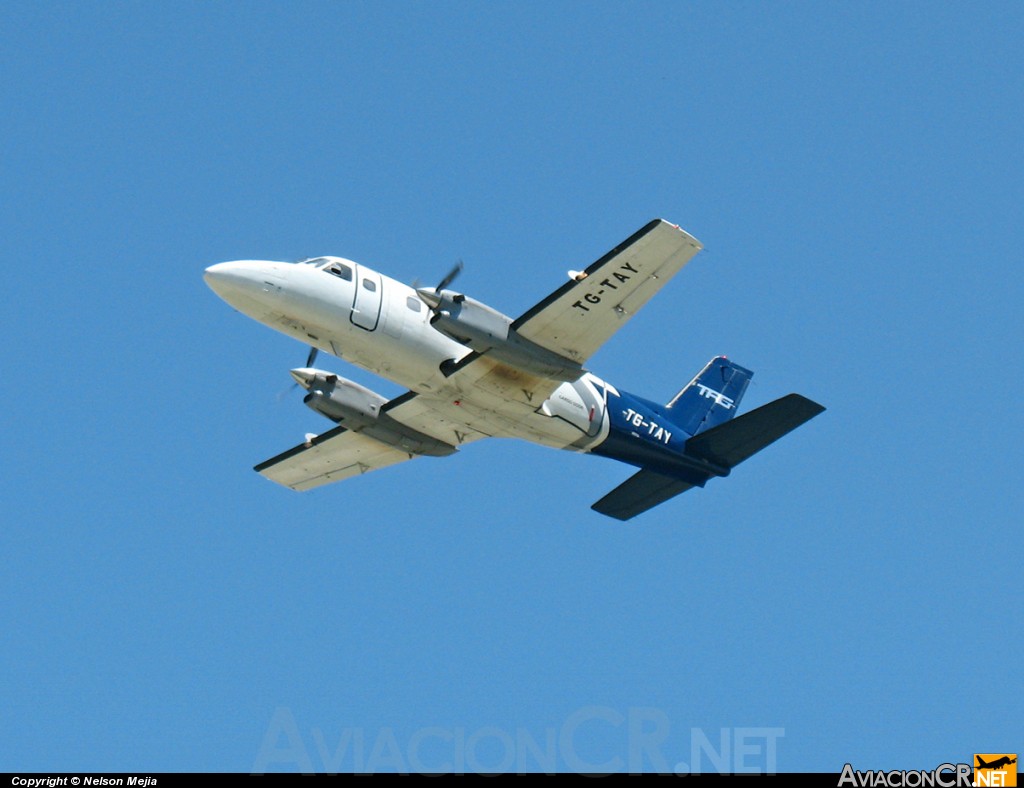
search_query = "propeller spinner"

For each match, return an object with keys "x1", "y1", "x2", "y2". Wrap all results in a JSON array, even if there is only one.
[{"x1": 415, "y1": 260, "x2": 463, "y2": 311}]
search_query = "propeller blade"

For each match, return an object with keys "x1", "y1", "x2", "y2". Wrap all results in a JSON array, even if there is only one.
[
  {"x1": 306, "y1": 346, "x2": 319, "y2": 368},
  {"x1": 435, "y1": 260, "x2": 463, "y2": 293},
  {"x1": 277, "y1": 382, "x2": 299, "y2": 402}
]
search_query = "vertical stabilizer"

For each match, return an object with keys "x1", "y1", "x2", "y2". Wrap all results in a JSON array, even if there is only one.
[{"x1": 666, "y1": 356, "x2": 753, "y2": 436}]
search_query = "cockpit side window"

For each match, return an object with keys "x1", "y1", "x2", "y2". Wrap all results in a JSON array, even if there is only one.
[{"x1": 325, "y1": 263, "x2": 353, "y2": 281}]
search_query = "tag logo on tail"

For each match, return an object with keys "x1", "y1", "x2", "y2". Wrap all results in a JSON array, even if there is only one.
[{"x1": 695, "y1": 384, "x2": 735, "y2": 409}]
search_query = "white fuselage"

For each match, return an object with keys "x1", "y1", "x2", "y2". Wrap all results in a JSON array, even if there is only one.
[{"x1": 204, "y1": 257, "x2": 613, "y2": 451}]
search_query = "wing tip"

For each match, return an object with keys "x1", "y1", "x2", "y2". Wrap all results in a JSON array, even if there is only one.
[
  {"x1": 784, "y1": 393, "x2": 827, "y2": 418},
  {"x1": 589, "y1": 502, "x2": 634, "y2": 522},
  {"x1": 652, "y1": 217, "x2": 703, "y2": 249}
]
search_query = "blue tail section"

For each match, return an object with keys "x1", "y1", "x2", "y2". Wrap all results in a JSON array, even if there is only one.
[
  {"x1": 587, "y1": 356, "x2": 824, "y2": 520},
  {"x1": 589, "y1": 356, "x2": 754, "y2": 478},
  {"x1": 665, "y1": 356, "x2": 753, "y2": 436}
]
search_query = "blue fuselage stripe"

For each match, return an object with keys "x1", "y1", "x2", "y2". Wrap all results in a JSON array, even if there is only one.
[{"x1": 590, "y1": 388, "x2": 711, "y2": 481}]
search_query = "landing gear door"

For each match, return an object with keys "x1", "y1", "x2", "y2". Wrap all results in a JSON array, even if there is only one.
[{"x1": 351, "y1": 267, "x2": 383, "y2": 331}]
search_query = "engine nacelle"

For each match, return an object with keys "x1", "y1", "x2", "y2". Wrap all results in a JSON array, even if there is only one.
[
  {"x1": 301, "y1": 372, "x2": 386, "y2": 426},
  {"x1": 293, "y1": 369, "x2": 456, "y2": 457},
  {"x1": 421, "y1": 290, "x2": 583, "y2": 380}
]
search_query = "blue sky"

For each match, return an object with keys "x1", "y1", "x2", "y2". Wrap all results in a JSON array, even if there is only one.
[{"x1": 3, "y1": 1, "x2": 1021, "y2": 774}]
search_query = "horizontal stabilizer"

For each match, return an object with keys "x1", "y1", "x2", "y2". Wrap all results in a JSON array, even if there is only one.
[
  {"x1": 685, "y1": 394, "x2": 825, "y2": 469},
  {"x1": 591, "y1": 468, "x2": 708, "y2": 521}
]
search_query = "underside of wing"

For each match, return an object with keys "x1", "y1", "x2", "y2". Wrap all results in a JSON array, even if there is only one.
[
  {"x1": 511, "y1": 219, "x2": 703, "y2": 364},
  {"x1": 391, "y1": 358, "x2": 594, "y2": 447},
  {"x1": 255, "y1": 425, "x2": 419, "y2": 491},
  {"x1": 255, "y1": 387, "x2": 500, "y2": 491},
  {"x1": 382, "y1": 391, "x2": 494, "y2": 447}
]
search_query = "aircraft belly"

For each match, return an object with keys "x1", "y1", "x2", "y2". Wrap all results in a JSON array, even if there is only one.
[
  {"x1": 461, "y1": 401, "x2": 581, "y2": 446},
  {"x1": 418, "y1": 403, "x2": 583, "y2": 448}
]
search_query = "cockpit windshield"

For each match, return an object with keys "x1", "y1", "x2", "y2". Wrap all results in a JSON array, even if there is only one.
[{"x1": 293, "y1": 257, "x2": 354, "y2": 281}]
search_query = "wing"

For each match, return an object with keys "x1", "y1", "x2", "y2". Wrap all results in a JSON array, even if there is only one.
[
  {"x1": 511, "y1": 219, "x2": 703, "y2": 365},
  {"x1": 254, "y1": 425, "x2": 419, "y2": 491},
  {"x1": 254, "y1": 393, "x2": 492, "y2": 491},
  {"x1": 381, "y1": 391, "x2": 494, "y2": 447}
]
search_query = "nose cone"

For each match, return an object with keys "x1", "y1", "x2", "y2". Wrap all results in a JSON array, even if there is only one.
[
  {"x1": 204, "y1": 260, "x2": 282, "y2": 317},
  {"x1": 203, "y1": 262, "x2": 225, "y2": 284},
  {"x1": 203, "y1": 261, "x2": 229, "y2": 283},
  {"x1": 204, "y1": 260, "x2": 258, "y2": 295}
]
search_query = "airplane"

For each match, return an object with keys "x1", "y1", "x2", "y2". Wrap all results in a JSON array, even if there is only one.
[
  {"x1": 976, "y1": 756, "x2": 1017, "y2": 770},
  {"x1": 204, "y1": 219, "x2": 825, "y2": 520}
]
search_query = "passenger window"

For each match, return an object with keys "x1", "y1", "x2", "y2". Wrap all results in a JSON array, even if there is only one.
[
  {"x1": 363, "y1": 278, "x2": 376, "y2": 292},
  {"x1": 406, "y1": 296, "x2": 421, "y2": 312},
  {"x1": 326, "y1": 264, "x2": 352, "y2": 281}
]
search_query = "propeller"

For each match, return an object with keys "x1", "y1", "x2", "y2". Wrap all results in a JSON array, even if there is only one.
[
  {"x1": 416, "y1": 260, "x2": 463, "y2": 311},
  {"x1": 436, "y1": 259, "x2": 463, "y2": 292},
  {"x1": 277, "y1": 344, "x2": 320, "y2": 401}
]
